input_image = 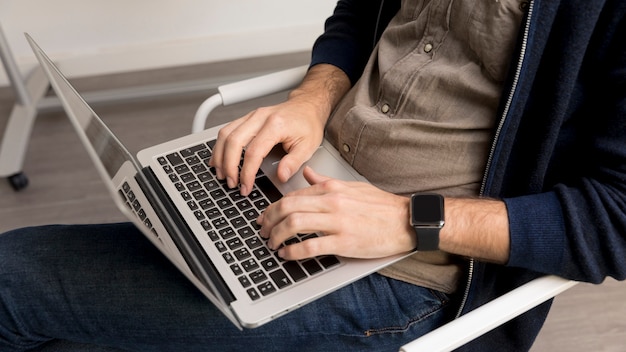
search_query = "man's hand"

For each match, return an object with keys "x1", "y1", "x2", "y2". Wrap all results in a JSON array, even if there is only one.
[
  {"x1": 208, "y1": 64, "x2": 351, "y2": 196},
  {"x1": 257, "y1": 167, "x2": 417, "y2": 260}
]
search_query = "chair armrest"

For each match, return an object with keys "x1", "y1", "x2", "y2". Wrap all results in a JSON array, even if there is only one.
[
  {"x1": 192, "y1": 65, "x2": 308, "y2": 133},
  {"x1": 399, "y1": 275, "x2": 577, "y2": 352}
]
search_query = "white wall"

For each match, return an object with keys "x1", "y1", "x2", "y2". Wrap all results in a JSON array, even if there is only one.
[{"x1": 0, "y1": 0, "x2": 337, "y2": 87}]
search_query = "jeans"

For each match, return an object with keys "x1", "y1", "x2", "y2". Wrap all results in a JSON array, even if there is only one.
[{"x1": 0, "y1": 223, "x2": 459, "y2": 352}]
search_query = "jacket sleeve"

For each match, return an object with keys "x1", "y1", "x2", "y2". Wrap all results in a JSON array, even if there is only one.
[
  {"x1": 310, "y1": 0, "x2": 400, "y2": 85},
  {"x1": 504, "y1": 3, "x2": 626, "y2": 283}
]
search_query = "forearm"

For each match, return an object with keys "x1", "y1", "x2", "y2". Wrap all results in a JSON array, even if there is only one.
[
  {"x1": 288, "y1": 64, "x2": 351, "y2": 125},
  {"x1": 439, "y1": 198, "x2": 510, "y2": 264}
]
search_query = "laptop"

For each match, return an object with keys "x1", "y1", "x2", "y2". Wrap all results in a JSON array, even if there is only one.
[{"x1": 26, "y1": 33, "x2": 413, "y2": 329}]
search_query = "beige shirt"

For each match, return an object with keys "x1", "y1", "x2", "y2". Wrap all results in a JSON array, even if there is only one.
[{"x1": 325, "y1": 0, "x2": 524, "y2": 293}]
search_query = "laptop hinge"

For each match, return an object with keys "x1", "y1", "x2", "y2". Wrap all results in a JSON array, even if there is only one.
[{"x1": 135, "y1": 166, "x2": 236, "y2": 304}]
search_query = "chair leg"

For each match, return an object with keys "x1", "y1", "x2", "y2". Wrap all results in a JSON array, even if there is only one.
[{"x1": 0, "y1": 67, "x2": 49, "y2": 191}]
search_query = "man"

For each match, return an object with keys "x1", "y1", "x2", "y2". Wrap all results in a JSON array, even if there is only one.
[{"x1": 1, "y1": 0, "x2": 625, "y2": 351}]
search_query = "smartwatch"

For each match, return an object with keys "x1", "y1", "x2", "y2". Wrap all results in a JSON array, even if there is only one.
[{"x1": 410, "y1": 193, "x2": 445, "y2": 251}]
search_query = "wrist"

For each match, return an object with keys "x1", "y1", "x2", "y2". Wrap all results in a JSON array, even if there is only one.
[
  {"x1": 439, "y1": 198, "x2": 510, "y2": 264},
  {"x1": 288, "y1": 64, "x2": 351, "y2": 122}
]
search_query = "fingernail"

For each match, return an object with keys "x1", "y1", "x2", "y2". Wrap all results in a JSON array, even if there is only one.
[
  {"x1": 227, "y1": 177, "x2": 236, "y2": 189},
  {"x1": 280, "y1": 168, "x2": 292, "y2": 181},
  {"x1": 240, "y1": 184, "x2": 249, "y2": 196}
]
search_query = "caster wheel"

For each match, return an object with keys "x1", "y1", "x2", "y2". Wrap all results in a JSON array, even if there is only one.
[{"x1": 8, "y1": 172, "x2": 29, "y2": 191}]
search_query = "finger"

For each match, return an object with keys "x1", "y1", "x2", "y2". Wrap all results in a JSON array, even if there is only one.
[
  {"x1": 209, "y1": 116, "x2": 249, "y2": 179},
  {"x1": 266, "y1": 210, "x2": 336, "y2": 250},
  {"x1": 301, "y1": 166, "x2": 331, "y2": 185},
  {"x1": 238, "y1": 132, "x2": 281, "y2": 196},
  {"x1": 277, "y1": 236, "x2": 334, "y2": 260},
  {"x1": 219, "y1": 114, "x2": 268, "y2": 188}
]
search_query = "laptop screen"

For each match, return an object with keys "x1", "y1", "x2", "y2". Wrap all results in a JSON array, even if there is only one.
[{"x1": 28, "y1": 39, "x2": 137, "y2": 179}]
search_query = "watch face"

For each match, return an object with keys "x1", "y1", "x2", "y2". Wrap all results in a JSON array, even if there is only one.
[{"x1": 411, "y1": 194, "x2": 444, "y2": 226}]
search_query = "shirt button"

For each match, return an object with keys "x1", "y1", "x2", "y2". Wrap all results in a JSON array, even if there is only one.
[
  {"x1": 424, "y1": 43, "x2": 433, "y2": 53},
  {"x1": 381, "y1": 104, "x2": 391, "y2": 114},
  {"x1": 342, "y1": 144, "x2": 351, "y2": 153}
]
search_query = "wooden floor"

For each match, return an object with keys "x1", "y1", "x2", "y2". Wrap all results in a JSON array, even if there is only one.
[{"x1": 0, "y1": 53, "x2": 624, "y2": 351}]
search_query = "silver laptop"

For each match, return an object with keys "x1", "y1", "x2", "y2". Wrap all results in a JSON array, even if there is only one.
[{"x1": 27, "y1": 34, "x2": 412, "y2": 329}]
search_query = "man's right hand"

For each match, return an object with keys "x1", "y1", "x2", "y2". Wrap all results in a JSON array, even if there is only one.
[{"x1": 208, "y1": 64, "x2": 351, "y2": 196}]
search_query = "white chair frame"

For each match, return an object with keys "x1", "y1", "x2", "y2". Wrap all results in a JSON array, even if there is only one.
[{"x1": 191, "y1": 65, "x2": 578, "y2": 352}]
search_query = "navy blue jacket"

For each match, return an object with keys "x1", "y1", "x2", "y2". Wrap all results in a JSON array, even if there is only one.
[{"x1": 311, "y1": 0, "x2": 626, "y2": 350}]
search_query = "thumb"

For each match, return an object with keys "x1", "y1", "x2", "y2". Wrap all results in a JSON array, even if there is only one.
[
  {"x1": 276, "y1": 146, "x2": 316, "y2": 183},
  {"x1": 302, "y1": 166, "x2": 331, "y2": 185}
]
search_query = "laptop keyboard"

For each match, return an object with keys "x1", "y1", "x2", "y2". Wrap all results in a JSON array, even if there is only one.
[{"x1": 156, "y1": 140, "x2": 340, "y2": 301}]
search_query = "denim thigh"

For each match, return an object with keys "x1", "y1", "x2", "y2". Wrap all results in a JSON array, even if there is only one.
[{"x1": 0, "y1": 223, "x2": 458, "y2": 352}]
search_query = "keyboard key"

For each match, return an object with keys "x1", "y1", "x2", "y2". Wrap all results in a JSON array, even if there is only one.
[
  {"x1": 198, "y1": 149, "x2": 211, "y2": 159},
  {"x1": 180, "y1": 144, "x2": 207, "y2": 158},
  {"x1": 253, "y1": 199, "x2": 269, "y2": 210},
  {"x1": 192, "y1": 190, "x2": 208, "y2": 201},
  {"x1": 198, "y1": 199, "x2": 215, "y2": 210},
  {"x1": 255, "y1": 176, "x2": 282, "y2": 202},
  {"x1": 230, "y1": 264, "x2": 243, "y2": 276},
  {"x1": 231, "y1": 216, "x2": 246, "y2": 229},
  {"x1": 186, "y1": 181, "x2": 202, "y2": 192},
  {"x1": 180, "y1": 172, "x2": 195, "y2": 183},
  {"x1": 239, "y1": 276, "x2": 252, "y2": 288},
  {"x1": 269, "y1": 269, "x2": 292, "y2": 289},
  {"x1": 222, "y1": 252, "x2": 235, "y2": 264},
  {"x1": 200, "y1": 220, "x2": 211, "y2": 231},
  {"x1": 212, "y1": 217, "x2": 228, "y2": 230},
  {"x1": 166, "y1": 152, "x2": 184, "y2": 166},
  {"x1": 261, "y1": 258, "x2": 279, "y2": 272},
  {"x1": 233, "y1": 248, "x2": 251, "y2": 261},
  {"x1": 207, "y1": 230, "x2": 219, "y2": 241},
  {"x1": 215, "y1": 241, "x2": 227, "y2": 252},
  {"x1": 236, "y1": 199, "x2": 253, "y2": 211},
  {"x1": 249, "y1": 270, "x2": 267, "y2": 284},
  {"x1": 247, "y1": 288, "x2": 260, "y2": 301},
  {"x1": 253, "y1": 247, "x2": 271, "y2": 260},
  {"x1": 186, "y1": 156, "x2": 201, "y2": 165},
  {"x1": 242, "y1": 259, "x2": 260, "y2": 272},
  {"x1": 219, "y1": 228, "x2": 236, "y2": 240},
  {"x1": 243, "y1": 209, "x2": 259, "y2": 221},
  {"x1": 302, "y1": 259, "x2": 323, "y2": 275},
  {"x1": 258, "y1": 281, "x2": 277, "y2": 296},
  {"x1": 205, "y1": 208, "x2": 221, "y2": 220},
  {"x1": 238, "y1": 226, "x2": 255, "y2": 239},
  {"x1": 210, "y1": 189, "x2": 227, "y2": 200},
  {"x1": 216, "y1": 198, "x2": 233, "y2": 208},
  {"x1": 283, "y1": 261, "x2": 308, "y2": 282},
  {"x1": 245, "y1": 237, "x2": 263, "y2": 249},
  {"x1": 174, "y1": 164, "x2": 190, "y2": 174},
  {"x1": 319, "y1": 256, "x2": 341, "y2": 269},
  {"x1": 226, "y1": 238, "x2": 243, "y2": 250},
  {"x1": 191, "y1": 163, "x2": 207, "y2": 174},
  {"x1": 223, "y1": 207, "x2": 239, "y2": 219},
  {"x1": 203, "y1": 180, "x2": 219, "y2": 191},
  {"x1": 197, "y1": 172, "x2": 212, "y2": 183}
]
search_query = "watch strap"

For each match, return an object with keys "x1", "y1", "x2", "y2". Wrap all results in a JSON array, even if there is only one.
[{"x1": 415, "y1": 227, "x2": 440, "y2": 251}]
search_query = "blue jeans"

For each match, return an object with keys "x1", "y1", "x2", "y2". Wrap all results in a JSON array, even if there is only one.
[{"x1": 0, "y1": 223, "x2": 459, "y2": 351}]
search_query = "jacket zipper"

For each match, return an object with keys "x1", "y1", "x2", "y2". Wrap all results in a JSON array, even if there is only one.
[{"x1": 454, "y1": 0, "x2": 535, "y2": 319}]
